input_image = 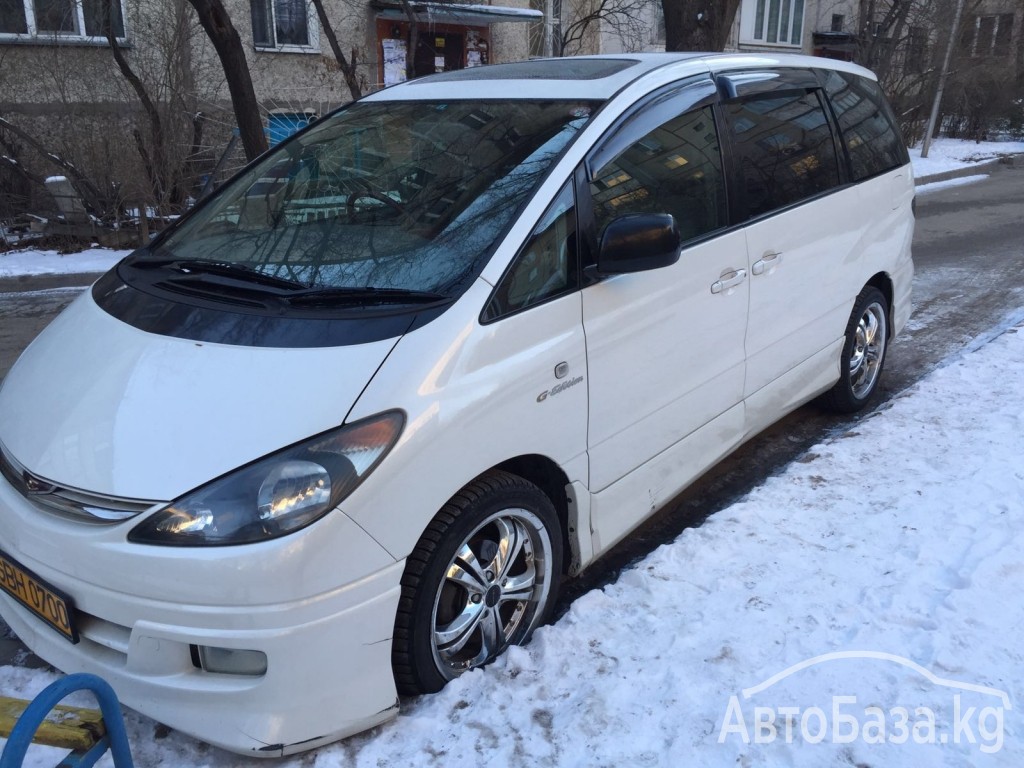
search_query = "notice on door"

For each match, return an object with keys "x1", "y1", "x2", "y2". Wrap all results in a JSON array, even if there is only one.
[{"x1": 382, "y1": 38, "x2": 407, "y2": 85}]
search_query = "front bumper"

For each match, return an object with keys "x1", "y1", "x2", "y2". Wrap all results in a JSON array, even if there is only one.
[{"x1": 0, "y1": 472, "x2": 404, "y2": 757}]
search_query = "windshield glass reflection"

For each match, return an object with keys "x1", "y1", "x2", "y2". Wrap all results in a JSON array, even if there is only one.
[{"x1": 146, "y1": 100, "x2": 598, "y2": 297}]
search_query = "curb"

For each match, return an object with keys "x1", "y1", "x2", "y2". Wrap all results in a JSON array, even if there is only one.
[
  {"x1": 0, "y1": 272, "x2": 103, "y2": 294},
  {"x1": 915, "y1": 152, "x2": 1023, "y2": 186}
]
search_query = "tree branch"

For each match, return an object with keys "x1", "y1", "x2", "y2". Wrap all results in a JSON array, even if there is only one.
[{"x1": 310, "y1": 0, "x2": 363, "y2": 99}]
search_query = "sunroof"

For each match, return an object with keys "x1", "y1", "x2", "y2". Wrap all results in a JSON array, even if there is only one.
[{"x1": 411, "y1": 58, "x2": 639, "y2": 84}]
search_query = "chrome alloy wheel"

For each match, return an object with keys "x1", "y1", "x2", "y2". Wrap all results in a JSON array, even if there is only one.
[
  {"x1": 849, "y1": 300, "x2": 887, "y2": 400},
  {"x1": 430, "y1": 509, "x2": 554, "y2": 677}
]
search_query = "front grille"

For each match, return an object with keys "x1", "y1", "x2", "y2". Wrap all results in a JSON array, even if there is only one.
[{"x1": 0, "y1": 440, "x2": 161, "y2": 524}]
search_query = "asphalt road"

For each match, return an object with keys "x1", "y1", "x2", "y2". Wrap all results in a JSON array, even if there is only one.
[{"x1": 0, "y1": 161, "x2": 1022, "y2": 662}]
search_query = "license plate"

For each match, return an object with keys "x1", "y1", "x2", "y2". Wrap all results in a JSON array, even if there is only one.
[{"x1": 0, "y1": 548, "x2": 78, "y2": 643}]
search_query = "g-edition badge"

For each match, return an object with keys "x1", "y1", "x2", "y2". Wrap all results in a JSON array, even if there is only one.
[{"x1": 537, "y1": 376, "x2": 584, "y2": 402}]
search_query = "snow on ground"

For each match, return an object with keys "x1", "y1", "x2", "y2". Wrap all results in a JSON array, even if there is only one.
[
  {"x1": 909, "y1": 137, "x2": 1024, "y2": 179},
  {"x1": 3, "y1": 314, "x2": 1024, "y2": 766},
  {"x1": 0, "y1": 247, "x2": 129, "y2": 278}
]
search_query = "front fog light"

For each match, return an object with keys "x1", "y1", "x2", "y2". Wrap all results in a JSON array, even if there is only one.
[
  {"x1": 192, "y1": 645, "x2": 268, "y2": 676},
  {"x1": 129, "y1": 411, "x2": 404, "y2": 546}
]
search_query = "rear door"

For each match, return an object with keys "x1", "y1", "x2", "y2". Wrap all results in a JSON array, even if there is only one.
[{"x1": 718, "y1": 70, "x2": 853, "y2": 406}]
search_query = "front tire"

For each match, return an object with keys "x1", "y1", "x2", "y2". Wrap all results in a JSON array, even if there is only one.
[
  {"x1": 392, "y1": 470, "x2": 563, "y2": 695},
  {"x1": 821, "y1": 286, "x2": 889, "y2": 413}
]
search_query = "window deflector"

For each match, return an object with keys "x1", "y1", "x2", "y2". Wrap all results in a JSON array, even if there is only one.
[
  {"x1": 586, "y1": 77, "x2": 718, "y2": 177},
  {"x1": 716, "y1": 68, "x2": 820, "y2": 101}
]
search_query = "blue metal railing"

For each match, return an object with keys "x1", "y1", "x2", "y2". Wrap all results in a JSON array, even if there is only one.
[{"x1": 1, "y1": 673, "x2": 134, "y2": 768}]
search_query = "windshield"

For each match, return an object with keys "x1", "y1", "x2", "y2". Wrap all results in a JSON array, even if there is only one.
[{"x1": 145, "y1": 100, "x2": 598, "y2": 298}]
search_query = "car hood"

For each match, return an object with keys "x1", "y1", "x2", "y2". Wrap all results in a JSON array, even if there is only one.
[{"x1": 0, "y1": 292, "x2": 398, "y2": 501}]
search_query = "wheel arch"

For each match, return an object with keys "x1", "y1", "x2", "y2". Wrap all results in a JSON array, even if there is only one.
[
  {"x1": 493, "y1": 454, "x2": 579, "y2": 576},
  {"x1": 865, "y1": 271, "x2": 895, "y2": 337}
]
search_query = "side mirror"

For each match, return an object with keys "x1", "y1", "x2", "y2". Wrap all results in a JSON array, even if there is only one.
[{"x1": 595, "y1": 213, "x2": 681, "y2": 275}]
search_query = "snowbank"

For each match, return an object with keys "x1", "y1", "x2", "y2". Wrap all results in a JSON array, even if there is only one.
[
  {"x1": 910, "y1": 137, "x2": 1024, "y2": 180},
  {"x1": 0, "y1": 248, "x2": 129, "y2": 279}
]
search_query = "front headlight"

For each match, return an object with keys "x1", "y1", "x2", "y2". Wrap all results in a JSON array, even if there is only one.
[{"x1": 128, "y1": 411, "x2": 404, "y2": 546}]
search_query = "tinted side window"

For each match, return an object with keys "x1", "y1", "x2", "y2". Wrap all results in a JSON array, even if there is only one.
[
  {"x1": 725, "y1": 90, "x2": 841, "y2": 220},
  {"x1": 483, "y1": 181, "x2": 576, "y2": 321},
  {"x1": 821, "y1": 71, "x2": 908, "y2": 181},
  {"x1": 590, "y1": 105, "x2": 728, "y2": 244}
]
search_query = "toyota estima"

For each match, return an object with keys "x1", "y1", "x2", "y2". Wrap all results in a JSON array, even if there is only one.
[{"x1": 0, "y1": 53, "x2": 912, "y2": 755}]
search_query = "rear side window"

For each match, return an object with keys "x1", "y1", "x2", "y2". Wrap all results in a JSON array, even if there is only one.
[
  {"x1": 589, "y1": 105, "x2": 728, "y2": 244},
  {"x1": 725, "y1": 90, "x2": 841, "y2": 220},
  {"x1": 820, "y1": 70, "x2": 908, "y2": 181}
]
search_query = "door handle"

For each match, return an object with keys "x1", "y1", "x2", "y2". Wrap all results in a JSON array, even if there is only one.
[
  {"x1": 752, "y1": 251, "x2": 783, "y2": 276},
  {"x1": 710, "y1": 268, "x2": 747, "y2": 295}
]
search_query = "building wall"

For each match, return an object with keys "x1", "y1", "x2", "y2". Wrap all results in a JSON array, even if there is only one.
[
  {"x1": 489, "y1": 2, "x2": 535, "y2": 63},
  {"x1": 726, "y1": 0, "x2": 854, "y2": 55},
  {"x1": 0, "y1": 0, "x2": 203, "y2": 211},
  {"x1": 0, "y1": 0, "x2": 534, "y2": 216}
]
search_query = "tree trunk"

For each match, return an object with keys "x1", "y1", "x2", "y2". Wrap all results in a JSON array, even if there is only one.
[
  {"x1": 185, "y1": 0, "x2": 268, "y2": 161},
  {"x1": 310, "y1": 0, "x2": 363, "y2": 100},
  {"x1": 661, "y1": 0, "x2": 741, "y2": 51},
  {"x1": 104, "y1": 1, "x2": 169, "y2": 207},
  {"x1": 399, "y1": 0, "x2": 420, "y2": 78}
]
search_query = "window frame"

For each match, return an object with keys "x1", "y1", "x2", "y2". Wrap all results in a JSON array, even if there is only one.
[
  {"x1": 739, "y1": 0, "x2": 806, "y2": 48},
  {"x1": 0, "y1": 0, "x2": 128, "y2": 45},
  {"x1": 251, "y1": 0, "x2": 320, "y2": 54},
  {"x1": 481, "y1": 177, "x2": 581, "y2": 323}
]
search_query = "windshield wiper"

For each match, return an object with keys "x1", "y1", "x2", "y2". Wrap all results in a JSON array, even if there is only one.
[
  {"x1": 130, "y1": 258, "x2": 307, "y2": 291},
  {"x1": 283, "y1": 286, "x2": 452, "y2": 307},
  {"x1": 129, "y1": 257, "x2": 451, "y2": 308}
]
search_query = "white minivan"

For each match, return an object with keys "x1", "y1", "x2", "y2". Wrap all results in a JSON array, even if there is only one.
[{"x1": 0, "y1": 53, "x2": 913, "y2": 756}]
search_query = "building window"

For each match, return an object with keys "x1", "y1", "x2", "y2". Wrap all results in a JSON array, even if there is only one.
[
  {"x1": 0, "y1": 0, "x2": 126, "y2": 42},
  {"x1": 741, "y1": 0, "x2": 805, "y2": 47},
  {"x1": 906, "y1": 25, "x2": 927, "y2": 70},
  {"x1": 830, "y1": 13, "x2": 843, "y2": 33},
  {"x1": 963, "y1": 14, "x2": 1014, "y2": 57},
  {"x1": 251, "y1": 0, "x2": 319, "y2": 51}
]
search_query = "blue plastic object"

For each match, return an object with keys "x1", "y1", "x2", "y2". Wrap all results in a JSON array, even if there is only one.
[
  {"x1": 0, "y1": 674, "x2": 134, "y2": 768},
  {"x1": 267, "y1": 112, "x2": 316, "y2": 146}
]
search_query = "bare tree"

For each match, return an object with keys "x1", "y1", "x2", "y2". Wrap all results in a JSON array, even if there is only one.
[
  {"x1": 102, "y1": 0, "x2": 183, "y2": 208},
  {"x1": 0, "y1": 116, "x2": 116, "y2": 217},
  {"x1": 311, "y1": 0, "x2": 364, "y2": 98},
  {"x1": 185, "y1": 0, "x2": 268, "y2": 160},
  {"x1": 661, "y1": 0, "x2": 740, "y2": 51},
  {"x1": 560, "y1": 0, "x2": 661, "y2": 55},
  {"x1": 851, "y1": 0, "x2": 1021, "y2": 145}
]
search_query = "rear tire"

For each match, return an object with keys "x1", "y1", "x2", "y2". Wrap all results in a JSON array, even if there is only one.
[
  {"x1": 392, "y1": 470, "x2": 563, "y2": 695},
  {"x1": 821, "y1": 286, "x2": 889, "y2": 413}
]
